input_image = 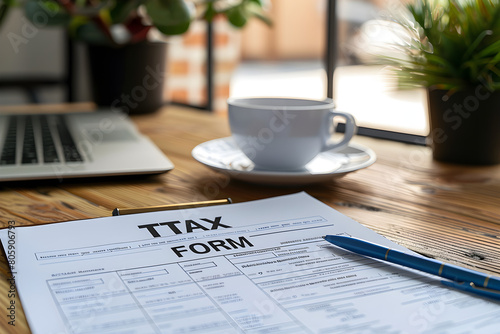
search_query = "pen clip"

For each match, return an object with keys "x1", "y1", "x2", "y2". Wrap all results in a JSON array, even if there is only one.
[{"x1": 441, "y1": 280, "x2": 500, "y2": 301}]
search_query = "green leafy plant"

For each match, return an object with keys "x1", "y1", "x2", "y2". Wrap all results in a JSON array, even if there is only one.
[
  {"x1": 1, "y1": 0, "x2": 270, "y2": 46},
  {"x1": 376, "y1": 0, "x2": 500, "y2": 92}
]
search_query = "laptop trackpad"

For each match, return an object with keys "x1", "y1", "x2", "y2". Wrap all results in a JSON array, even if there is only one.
[{"x1": 80, "y1": 127, "x2": 139, "y2": 143}]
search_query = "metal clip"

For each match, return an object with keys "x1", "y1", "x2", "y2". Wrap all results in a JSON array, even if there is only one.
[{"x1": 441, "y1": 280, "x2": 500, "y2": 301}]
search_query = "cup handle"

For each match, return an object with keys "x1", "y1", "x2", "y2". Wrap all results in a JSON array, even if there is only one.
[{"x1": 324, "y1": 111, "x2": 357, "y2": 152}]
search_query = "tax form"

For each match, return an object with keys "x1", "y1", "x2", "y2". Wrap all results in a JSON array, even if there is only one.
[{"x1": 1, "y1": 192, "x2": 499, "y2": 334}]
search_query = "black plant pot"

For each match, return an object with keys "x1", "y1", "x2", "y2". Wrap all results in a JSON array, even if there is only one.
[
  {"x1": 87, "y1": 42, "x2": 167, "y2": 114},
  {"x1": 427, "y1": 87, "x2": 500, "y2": 165}
]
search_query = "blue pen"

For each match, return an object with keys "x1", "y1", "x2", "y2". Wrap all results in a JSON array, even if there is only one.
[{"x1": 323, "y1": 235, "x2": 500, "y2": 300}]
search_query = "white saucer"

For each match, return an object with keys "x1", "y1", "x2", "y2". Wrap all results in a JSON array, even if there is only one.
[{"x1": 192, "y1": 137, "x2": 376, "y2": 185}]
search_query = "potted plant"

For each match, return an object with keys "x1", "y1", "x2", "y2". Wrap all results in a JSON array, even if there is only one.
[
  {"x1": 2, "y1": 0, "x2": 269, "y2": 113},
  {"x1": 371, "y1": 0, "x2": 500, "y2": 164}
]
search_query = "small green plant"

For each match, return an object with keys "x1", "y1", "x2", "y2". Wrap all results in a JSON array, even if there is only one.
[
  {"x1": 377, "y1": 0, "x2": 500, "y2": 92},
  {"x1": 1, "y1": 0, "x2": 270, "y2": 46}
]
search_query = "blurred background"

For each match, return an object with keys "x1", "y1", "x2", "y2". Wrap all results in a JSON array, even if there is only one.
[{"x1": 0, "y1": 0, "x2": 428, "y2": 138}]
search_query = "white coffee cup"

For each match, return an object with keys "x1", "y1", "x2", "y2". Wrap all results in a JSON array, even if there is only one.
[{"x1": 228, "y1": 97, "x2": 357, "y2": 171}]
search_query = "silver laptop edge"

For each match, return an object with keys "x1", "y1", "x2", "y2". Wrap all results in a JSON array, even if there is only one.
[{"x1": 0, "y1": 110, "x2": 174, "y2": 182}]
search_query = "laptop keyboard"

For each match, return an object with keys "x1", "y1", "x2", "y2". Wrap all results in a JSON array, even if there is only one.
[{"x1": 0, "y1": 114, "x2": 83, "y2": 166}]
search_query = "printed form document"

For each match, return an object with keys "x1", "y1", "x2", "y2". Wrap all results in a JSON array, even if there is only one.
[{"x1": 1, "y1": 192, "x2": 499, "y2": 334}]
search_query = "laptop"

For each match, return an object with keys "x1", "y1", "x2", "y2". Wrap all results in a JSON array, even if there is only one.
[{"x1": 0, "y1": 110, "x2": 174, "y2": 182}]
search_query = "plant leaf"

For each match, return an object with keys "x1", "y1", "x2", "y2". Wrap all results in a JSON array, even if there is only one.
[
  {"x1": 375, "y1": 0, "x2": 500, "y2": 90},
  {"x1": 145, "y1": 0, "x2": 192, "y2": 35},
  {"x1": 226, "y1": 3, "x2": 248, "y2": 28}
]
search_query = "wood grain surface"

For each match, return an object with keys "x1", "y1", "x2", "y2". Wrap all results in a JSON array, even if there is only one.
[{"x1": 1, "y1": 104, "x2": 500, "y2": 333}]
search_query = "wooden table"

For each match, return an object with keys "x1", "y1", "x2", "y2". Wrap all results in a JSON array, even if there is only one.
[{"x1": 1, "y1": 104, "x2": 500, "y2": 333}]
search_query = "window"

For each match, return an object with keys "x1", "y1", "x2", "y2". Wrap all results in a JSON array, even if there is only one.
[{"x1": 230, "y1": 0, "x2": 428, "y2": 144}]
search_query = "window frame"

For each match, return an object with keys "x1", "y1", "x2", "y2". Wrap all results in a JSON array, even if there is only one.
[{"x1": 325, "y1": 0, "x2": 426, "y2": 146}]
